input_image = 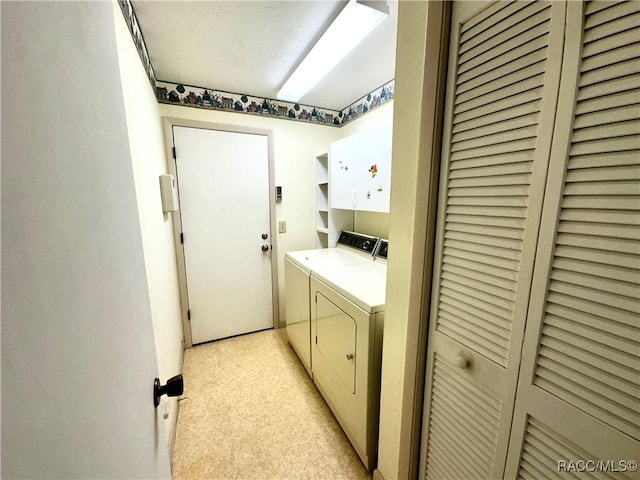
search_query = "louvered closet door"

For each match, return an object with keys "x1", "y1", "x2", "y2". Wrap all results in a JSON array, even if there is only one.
[
  {"x1": 419, "y1": 2, "x2": 567, "y2": 479},
  {"x1": 504, "y1": 1, "x2": 640, "y2": 478}
]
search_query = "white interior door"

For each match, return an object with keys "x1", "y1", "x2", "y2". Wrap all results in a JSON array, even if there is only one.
[
  {"x1": 3, "y1": 2, "x2": 172, "y2": 476},
  {"x1": 173, "y1": 126, "x2": 274, "y2": 344}
]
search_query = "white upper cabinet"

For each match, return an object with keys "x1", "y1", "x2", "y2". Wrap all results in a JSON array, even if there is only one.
[
  {"x1": 329, "y1": 121, "x2": 393, "y2": 213},
  {"x1": 330, "y1": 134, "x2": 360, "y2": 210}
]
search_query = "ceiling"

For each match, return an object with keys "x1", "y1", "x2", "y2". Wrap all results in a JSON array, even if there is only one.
[{"x1": 132, "y1": 1, "x2": 398, "y2": 111}]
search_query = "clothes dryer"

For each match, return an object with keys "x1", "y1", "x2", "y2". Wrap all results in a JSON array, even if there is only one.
[
  {"x1": 284, "y1": 231, "x2": 378, "y2": 375},
  {"x1": 309, "y1": 244, "x2": 387, "y2": 470}
]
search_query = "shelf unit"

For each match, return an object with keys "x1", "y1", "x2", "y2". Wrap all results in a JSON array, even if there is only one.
[{"x1": 315, "y1": 153, "x2": 353, "y2": 248}]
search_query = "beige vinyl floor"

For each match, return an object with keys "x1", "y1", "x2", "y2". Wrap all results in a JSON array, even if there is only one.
[{"x1": 171, "y1": 328, "x2": 372, "y2": 480}]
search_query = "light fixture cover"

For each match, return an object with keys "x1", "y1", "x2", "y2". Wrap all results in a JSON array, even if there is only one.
[{"x1": 277, "y1": 0, "x2": 388, "y2": 102}]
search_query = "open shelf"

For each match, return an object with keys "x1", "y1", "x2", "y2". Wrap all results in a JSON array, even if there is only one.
[{"x1": 315, "y1": 152, "x2": 353, "y2": 248}]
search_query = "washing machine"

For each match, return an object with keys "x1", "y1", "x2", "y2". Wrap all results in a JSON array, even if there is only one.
[
  {"x1": 310, "y1": 241, "x2": 387, "y2": 470},
  {"x1": 285, "y1": 231, "x2": 378, "y2": 375}
]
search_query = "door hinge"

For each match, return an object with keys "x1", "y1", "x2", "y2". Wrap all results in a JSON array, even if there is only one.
[
  {"x1": 172, "y1": 147, "x2": 176, "y2": 159},
  {"x1": 187, "y1": 309, "x2": 191, "y2": 321},
  {"x1": 180, "y1": 232, "x2": 184, "y2": 244},
  {"x1": 315, "y1": 336, "x2": 318, "y2": 344}
]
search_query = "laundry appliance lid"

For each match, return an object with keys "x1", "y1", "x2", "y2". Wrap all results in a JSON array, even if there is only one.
[
  {"x1": 311, "y1": 260, "x2": 387, "y2": 314},
  {"x1": 285, "y1": 247, "x2": 370, "y2": 273},
  {"x1": 285, "y1": 230, "x2": 379, "y2": 273}
]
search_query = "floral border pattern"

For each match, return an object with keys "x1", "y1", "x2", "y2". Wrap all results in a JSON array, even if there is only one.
[
  {"x1": 155, "y1": 79, "x2": 394, "y2": 128},
  {"x1": 339, "y1": 80, "x2": 395, "y2": 126},
  {"x1": 156, "y1": 81, "x2": 342, "y2": 126},
  {"x1": 117, "y1": 0, "x2": 156, "y2": 90}
]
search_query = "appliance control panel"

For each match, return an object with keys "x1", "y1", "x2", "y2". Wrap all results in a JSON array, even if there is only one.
[
  {"x1": 376, "y1": 240, "x2": 389, "y2": 260},
  {"x1": 338, "y1": 231, "x2": 379, "y2": 254}
]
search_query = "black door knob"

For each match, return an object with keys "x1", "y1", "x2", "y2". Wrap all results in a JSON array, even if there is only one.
[
  {"x1": 261, "y1": 233, "x2": 268, "y2": 240},
  {"x1": 154, "y1": 374, "x2": 184, "y2": 408},
  {"x1": 262, "y1": 245, "x2": 269, "y2": 252}
]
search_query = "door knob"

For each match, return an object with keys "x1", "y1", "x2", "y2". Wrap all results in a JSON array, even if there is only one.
[
  {"x1": 262, "y1": 245, "x2": 269, "y2": 252},
  {"x1": 455, "y1": 354, "x2": 470, "y2": 369},
  {"x1": 154, "y1": 374, "x2": 184, "y2": 408},
  {"x1": 261, "y1": 233, "x2": 268, "y2": 240},
  {"x1": 346, "y1": 353, "x2": 354, "y2": 360}
]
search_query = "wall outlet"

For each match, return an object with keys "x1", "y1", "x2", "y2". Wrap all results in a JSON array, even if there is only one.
[{"x1": 278, "y1": 221, "x2": 287, "y2": 233}]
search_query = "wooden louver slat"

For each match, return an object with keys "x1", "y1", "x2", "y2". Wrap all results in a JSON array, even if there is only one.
[
  {"x1": 460, "y1": 1, "x2": 550, "y2": 54},
  {"x1": 584, "y1": 0, "x2": 640, "y2": 29},
  {"x1": 518, "y1": 417, "x2": 620, "y2": 480}
]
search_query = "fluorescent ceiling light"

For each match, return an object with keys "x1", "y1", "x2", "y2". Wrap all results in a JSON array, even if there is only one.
[{"x1": 277, "y1": 0, "x2": 388, "y2": 102}]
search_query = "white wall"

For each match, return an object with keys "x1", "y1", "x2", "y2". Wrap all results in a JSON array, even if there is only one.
[
  {"x1": 1, "y1": 2, "x2": 170, "y2": 478},
  {"x1": 158, "y1": 104, "x2": 342, "y2": 323},
  {"x1": 376, "y1": 2, "x2": 448, "y2": 479},
  {"x1": 340, "y1": 102, "x2": 394, "y2": 239},
  {"x1": 114, "y1": 5, "x2": 184, "y2": 453}
]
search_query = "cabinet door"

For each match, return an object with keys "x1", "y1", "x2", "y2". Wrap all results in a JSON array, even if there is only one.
[
  {"x1": 504, "y1": 2, "x2": 640, "y2": 476},
  {"x1": 330, "y1": 122, "x2": 393, "y2": 213},
  {"x1": 330, "y1": 134, "x2": 359, "y2": 210},
  {"x1": 419, "y1": 1, "x2": 567, "y2": 478},
  {"x1": 358, "y1": 121, "x2": 393, "y2": 213}
]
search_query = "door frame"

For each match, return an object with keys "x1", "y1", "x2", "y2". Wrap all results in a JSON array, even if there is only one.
[{"x1": 163, "y1": 117, "x2": 280, "y2": 348}]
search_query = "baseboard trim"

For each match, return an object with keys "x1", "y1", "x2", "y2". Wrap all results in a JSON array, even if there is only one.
[
  {"x1": 167, "y1": 398, "x2": 179, "y2": 462},
  {"x1": 168, "y1": 341, "x2": 186, "y2": 462},
  {"x1": 373, "y1": 468, "x2": 387, "y2": 480}
]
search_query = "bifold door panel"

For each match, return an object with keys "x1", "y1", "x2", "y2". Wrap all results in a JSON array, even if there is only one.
[
  {"x1": 420, "y1": 1, "x2": 640, "y2": 479},
  {"x1": 420, "y1": 1, "x2": 568, "y2": 478},
  {"x1": 504, "y1": 1, "x2": 640, "y2": 476}
]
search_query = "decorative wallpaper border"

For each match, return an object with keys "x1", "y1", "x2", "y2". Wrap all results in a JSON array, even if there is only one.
[
  {"x1": 156, "y1": 81, "x2": 343, "y2": 126},
  {"x1": 116, "y1": 3, "x2": 394, "y2": 128},
  {"x1": 155, "y1": 78, "x2": 394, "y2": 128},
  {"x1": 118, "y1": 0, "x2": 156, "y2": 90},
  {"x1": 339, "y1": 80, "x2": 395, "y2": 126}
]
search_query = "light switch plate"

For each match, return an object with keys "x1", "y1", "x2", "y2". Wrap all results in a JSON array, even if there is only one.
[{"x1": 278, "y1": 221, "x2": 287, "y2": 233}]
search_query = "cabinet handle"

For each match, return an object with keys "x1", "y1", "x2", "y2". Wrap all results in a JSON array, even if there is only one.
[{"x1": 346, "y1": 353, "x2": 354, "y2": 361}]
